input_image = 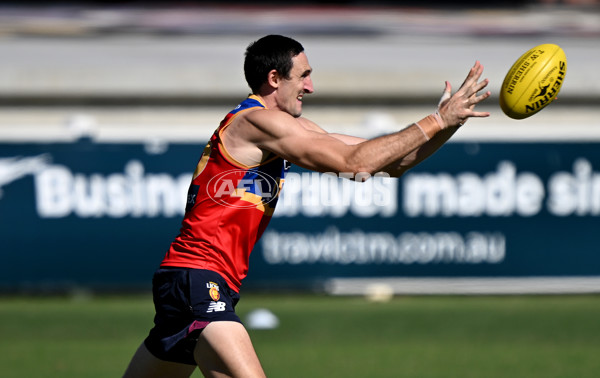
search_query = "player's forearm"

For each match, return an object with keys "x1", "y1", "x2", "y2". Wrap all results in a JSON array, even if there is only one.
[
  {"x1": 380, "y1": 126, "x2": 459, "y2": 177},
  {"x1": 344, "y1": 123, "x2": 429, "y2": 178},
  {"x1": 346, "y1": 111, "x2": 454, "y2": 178}
]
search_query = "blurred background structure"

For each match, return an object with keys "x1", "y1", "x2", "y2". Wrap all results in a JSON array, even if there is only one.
[{"x1": 1, "y1": 1, "x2": 600, "y2": 294}]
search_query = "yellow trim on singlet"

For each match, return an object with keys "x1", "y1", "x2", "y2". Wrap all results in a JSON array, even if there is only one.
[
  {"x1": 248, "y1": 94, "x2": 267, "y2": 108},
  {"x1": 192, "y1": 140, "x2": 213, "y2": 180}
]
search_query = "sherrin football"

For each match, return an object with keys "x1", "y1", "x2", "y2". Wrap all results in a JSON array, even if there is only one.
[{"x1": 499, "y1": 43, "x2": 567, "y2": 119}]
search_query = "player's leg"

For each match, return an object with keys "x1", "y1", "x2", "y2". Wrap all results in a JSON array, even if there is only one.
[
  {"x1": 194, "y1": 321, "x2": 266, "y2": 378},
  {"x1": 123, "y1": 342, "x2": 197, "y2": 378}
]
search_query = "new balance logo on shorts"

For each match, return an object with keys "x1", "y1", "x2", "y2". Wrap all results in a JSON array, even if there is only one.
[{"x1": 207, "y1": 301, "x2": 226, "y2": 313}]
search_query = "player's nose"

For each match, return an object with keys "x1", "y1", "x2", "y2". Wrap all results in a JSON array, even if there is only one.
[{"x1": 304, "y1": 76, "x2": 314, "y2": 94}]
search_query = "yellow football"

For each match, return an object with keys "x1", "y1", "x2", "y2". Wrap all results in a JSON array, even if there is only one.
[{"x1": 499, "y1": 44, "x2": 567, "y2": 119}]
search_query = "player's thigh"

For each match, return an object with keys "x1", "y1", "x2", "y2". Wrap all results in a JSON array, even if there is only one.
[
  {"x1": 123, "y1": 342, "x2": 197, "y2": 378},
  {"x1": 194, "y1": 321, "x2": 266, "y2": 378}
]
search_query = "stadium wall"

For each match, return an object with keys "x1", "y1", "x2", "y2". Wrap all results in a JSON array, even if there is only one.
[
  {"x1": 1, "y1": 106, "x2": 599, "y2": 294},
  {"x1": 1, "y1": 5, "x2": 599, "y2": 294}
]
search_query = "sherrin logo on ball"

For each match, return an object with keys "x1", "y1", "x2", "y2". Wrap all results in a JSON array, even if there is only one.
[{"x1": 500, "y1": 43, "x2": 567, "y2": 119}]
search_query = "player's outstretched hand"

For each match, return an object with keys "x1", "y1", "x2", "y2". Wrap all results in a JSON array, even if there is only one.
[{"x1": 436, "y1": 61, "x2": 491, "y2": 128}]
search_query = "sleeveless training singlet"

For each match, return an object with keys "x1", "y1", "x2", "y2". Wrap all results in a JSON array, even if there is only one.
[{"x1": 160, "y1": 95, "x2": 289, "y2": 291}]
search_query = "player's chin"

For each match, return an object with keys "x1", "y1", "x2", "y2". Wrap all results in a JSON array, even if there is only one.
[{"x1": 291, "y1": 106, "x2": 303, "y2": 118}]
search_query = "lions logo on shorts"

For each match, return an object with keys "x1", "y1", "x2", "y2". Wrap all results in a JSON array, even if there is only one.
[{"x1": 207, "y1": 281, "x2": 220, "y2": 301}]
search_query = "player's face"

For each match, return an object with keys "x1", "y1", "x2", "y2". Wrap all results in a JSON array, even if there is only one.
[{"x1": 277, "y1": 52, "x2": 313, "y2": 117}]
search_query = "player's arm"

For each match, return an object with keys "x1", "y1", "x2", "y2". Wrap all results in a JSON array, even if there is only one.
[
  {"x1": 244, "y1": 108, "x2": 443, "y2": 179},
  {"x1": 297, "y1": 111, "x2": 458, "y2": 177},
  {"x1": 288, "y1": 62, "x2": 491, "y2": 177},
  {"x1": 287, "y1": 116, "x2": 457, "y2": 178},
  {"x1": 245, "y1": 61, "x2": 490, "y2": 178}
]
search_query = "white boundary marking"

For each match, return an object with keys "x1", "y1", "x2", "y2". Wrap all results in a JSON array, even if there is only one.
[{"x1": 325, "y1": 277, "x2": 600, "y2": 296}]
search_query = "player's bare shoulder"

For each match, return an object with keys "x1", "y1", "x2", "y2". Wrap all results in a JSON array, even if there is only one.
[
  {"x1": 224, "y1": 106, "x2": 272, "y2": 141},
  {"x1": 220, "y1": 107, "x2": 268, "y2": 165},
  {"x1": 243, "y1": 108, "x2": 298, "y2": 136}
]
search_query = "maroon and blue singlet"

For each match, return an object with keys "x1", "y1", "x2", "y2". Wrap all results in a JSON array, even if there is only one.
[{"x1": 160, "y1": 95, "x2": 289, "y2": 291}]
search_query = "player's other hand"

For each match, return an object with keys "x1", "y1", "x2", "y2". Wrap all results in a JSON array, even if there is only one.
[{"x1": 437, "y1": 61, "x2": 491, "y2": 128}]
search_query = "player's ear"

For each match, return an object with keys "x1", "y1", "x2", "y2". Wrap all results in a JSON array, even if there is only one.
[{"x1": 267, "y1": 69, "x2": 281, "y2": 89}]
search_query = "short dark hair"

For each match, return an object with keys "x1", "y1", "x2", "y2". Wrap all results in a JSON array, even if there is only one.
[{"x1": 244, "y1": 35, "x2": 305, "y2": 94}]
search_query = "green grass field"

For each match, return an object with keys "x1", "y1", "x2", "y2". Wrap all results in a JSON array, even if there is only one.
[{"x1": 1, "y1": 294, "x2": 599, "y2": 377}]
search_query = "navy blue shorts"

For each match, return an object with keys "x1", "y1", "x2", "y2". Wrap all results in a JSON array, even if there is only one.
[{"x1": 143, "y1": 268, "x2": 242, "y2": 365}]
